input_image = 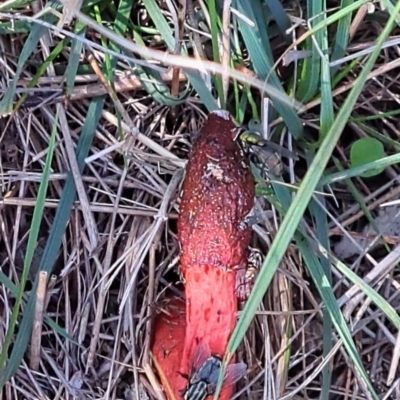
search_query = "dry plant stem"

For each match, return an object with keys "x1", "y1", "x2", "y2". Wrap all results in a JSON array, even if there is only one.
[
  {"x1": 143, "y1": 242, "x2": 162, "y2": 398},
  {"x1": 388, "y1": 332, "x2": 400, "y2": 385},
  {"x1": 123, "y1": 222, "x2": 151, "y2": 399},
  {"x1": 17, "y1": 70, "x2": 188, "y2": 103},
  {"x1": 275, "y1": 272, "x2": 291, "y2": 396},
  {"x1": 57, "y1": 103, "x2": 99, "y2": 250},
  {"x1": 86, "y1": 167, "x2": 128, "y2": 371},
  {"x1": 104, "y1": 308, "x2": 124, "y2": 399},
  {"x1": 0, "y1": 11, "x2": 300, "y2": 109},
  {"x1": 57, "y1": 0, "x2": 83, "y2": 28},
  {"x1": 349, "y1": 3, "x2": 370, "y2": 41},
  {"x1": 119, "y1": 169, "x2": 183, "y2": 309},
  {"x1": 0, "y1": 197, "x2": 179, "y2": 218},
  {"x1": 5, "y1": 171, "x2": 169, "y2": 194},
  {"x1": 102, "y1": 110, "x2": 186, "y2": 168},
  {"x1": 143, "y1": 242, "x2": 157, "y2": 363},
  {"x1": 262, "y1": 319, "x2": 274, "y2": 400},
  {"x1": 44, "y1": 274, "x2": 57, "y2": 309},
  {"x1": 144, "y1": 358, "x2": 167, "y2": 400},
  {"x1": 34, "y1": 24, "x2": 99, "y2": 249},
  {"x1": 169, "y1": 0, "x2": 184, "y2": 98},
  {"x1": 282, "y1": 342, "x2": 342, "y2": 400},
  {"x1": 338, "y1": 185, "x2": 400, "y2": 229},
  {"x1": 29, "y1": 271, "x2": 47, "y2": 371},
  {"x1": 221, "y1": 0, "x2": 232, "y2": 103},
  {"x1": 338, "y1": 242, "x2": 400, "y2": 308},
  {"x1": 87, "y1": 52, "x2": 137, "y2": 134},
  {"x1": 10, "y1": 113, "x2": 31, "y2": 280}
]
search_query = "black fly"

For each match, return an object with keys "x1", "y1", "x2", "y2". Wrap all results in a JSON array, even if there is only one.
[
  {"x1": 181, "y1": 341, "x2": 246, "y2": 400},
  {"x1": 233, "y1": 126, "x2": 298, "y2": 179}
]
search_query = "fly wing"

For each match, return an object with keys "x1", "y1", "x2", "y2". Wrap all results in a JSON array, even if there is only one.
[
  {"x1": 222, "y1": 362, "x2": 247, "y2": 387},
  {"x1": 190, "y1": 341, "x2": 212, "y2": 374},
  {"x1": 206, "y1": 361, "x2": 247, "y2": 390}
]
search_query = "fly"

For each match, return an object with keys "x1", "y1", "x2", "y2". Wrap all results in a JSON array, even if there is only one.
[
  {"x1": 233, "y1": 127, "x2": 298, "y2": 179},
  {"x1": 235, "y1": 246, "x2": 263, "y2": 302},
  {"x1": 181, "y1": 341, "x2": 247, "y2": 400}
]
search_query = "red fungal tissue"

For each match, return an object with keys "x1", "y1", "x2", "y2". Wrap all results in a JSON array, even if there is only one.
[{"x1": 152, "y1": 110, "x2": 255, "y2": 400}]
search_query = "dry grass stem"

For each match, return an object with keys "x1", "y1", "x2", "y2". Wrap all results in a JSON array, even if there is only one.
[{"x1": 29, "y1": 271, "x2": 48, "y2": 371}]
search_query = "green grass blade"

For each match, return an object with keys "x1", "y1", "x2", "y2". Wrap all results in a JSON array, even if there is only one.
[
  {"x1": 0, "y1": 272, "x2": 78, "y2": 346},
  {"x1": 0, "y1": 20, "x2": 33, "y2": 34},
  {"x1": 0, "y1": 107, "x2": 59, "y2": 384},
  {"x1": 319, "y1": 2, "x2": 334, "y2": 140},
  {"x1": 321, "y1": 152, "x2": 400, "y2": 185},
  {"x1": 296, "y1": 231, "x2": 376, "y2": 398},
  {"x1": 296, "y1": 0, "x2": 322, "y2": 102},
  {"x1": 329, "y1": 253, "x2": 400, "y2": 330},
  {"x1": 66, "y1": 22, "x2": 87, "y2": 96},
  {"x1": 234, "y1": 0, "x2": 303, "y2": 139},
  {"x1": 0, "y1": 1, "x2": 58, "y2": 115},
  {"x1": 15, "y1": 36, "x2": 70, "y2": 110},
  {"x1": 315, "y1": 10, "x2": 335, "y2": 394},
  {"x1": 207, "y1": 0, "x2": 224, "y2": 107},
  {"x1": 297, "y1": 0, "x2": 372, "y2": 52},
  {"x1": 330, "y1": 0, "x2": 353, "y2": 75},
  {"x1": 0, "y1": 98, "x2": 106, "y2": 385},
  {"x1": 265, "y1": 0, "x2": 291, "y2": 43},
  {"x1": 142, "y1": 0, "x2": 218, "y2": 111},
  {"x1": 309, "y1": 193, "x2": 333, "y2": 397}
]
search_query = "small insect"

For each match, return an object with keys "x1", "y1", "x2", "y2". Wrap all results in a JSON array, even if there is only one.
[
  {"x1": 181, "y1": 341, "x2": 247, "y2": 400},
  {"x1": 235, "y1": 246, "x2": 263, "y2": 302},
  {"x1": 233, "y1": 127, "x2": 298, "y2": 178},
  {"x1": 205, "y1": 162, "x2": 232, "y2": 183}
]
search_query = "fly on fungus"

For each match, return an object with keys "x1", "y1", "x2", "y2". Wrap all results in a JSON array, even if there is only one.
[{"x1": 181, "y1": 341, "x2": 247, "y2": 400}]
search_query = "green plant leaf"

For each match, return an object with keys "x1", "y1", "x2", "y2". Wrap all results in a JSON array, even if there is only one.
[
  {"x1": 233, "y1": 0, "x2": 303, "y2": 139},
  {"x1": 350, "y1": 137, "x2": 385, "y2": 177}
]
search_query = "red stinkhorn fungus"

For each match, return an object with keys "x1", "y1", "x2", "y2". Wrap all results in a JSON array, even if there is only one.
[
  {"x1": 179, "y1": 110, "x2": 255, "y2": 395},
  {"x1": 152, "y1": 299, "x2": 187, "y2": 400},
  {"x1": 152, "y1": 110, "x2": 255, "y2": 400}
]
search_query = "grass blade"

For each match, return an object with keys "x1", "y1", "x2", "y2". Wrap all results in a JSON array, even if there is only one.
[
  {"x1": 234, "y1": 0, "x2": 303, "y2": 138},
  {"x1": 0, "y1": 107, "x2": 59, "y2": 384},
  {"x1": 0, "y1": 1, "x2": 58, "y2": 115}
]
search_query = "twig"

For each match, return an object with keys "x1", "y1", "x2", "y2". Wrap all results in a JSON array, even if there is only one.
[
  {"x1": 0, "y1": 197, "x2": 179, "y2": 218},
  {"x1": 29, "y1": 271, "x2": 47, "y2": 371}
]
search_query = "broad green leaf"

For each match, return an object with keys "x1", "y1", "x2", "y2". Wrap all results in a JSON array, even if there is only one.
[{"x1": 350, "y1": 138, "x2": 385, "y2": 177}]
